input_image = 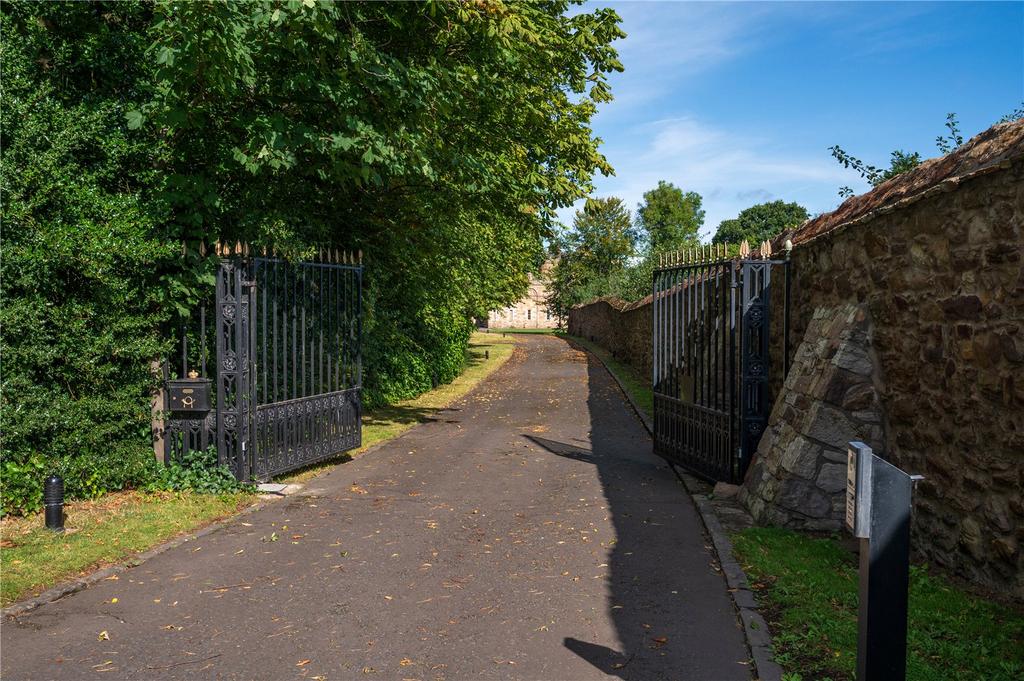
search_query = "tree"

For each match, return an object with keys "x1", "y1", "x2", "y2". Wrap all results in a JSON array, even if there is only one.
[
  {"x1": 568, "y1": 197, "x2": 637, "y2": 275},
  {"x1": 545, "y1": 197, "x2": 636, "y2": 319},
  {"x1": 1, "y1": 0, "x2": 626, "y2": 512},
  {"x1": 711, "y1": 200, "x2": 809, "y2": 245},
  {"x1": 635, "y1": 181, "x2": 704, "y2": 252}
]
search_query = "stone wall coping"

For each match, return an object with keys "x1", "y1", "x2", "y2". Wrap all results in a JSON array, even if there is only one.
[
  {"x1": 783, "y1": 119, "x2": 1024, "y2": 248},
  {"x1": 571, "y1": 294, "x2": 652, "y2": 313}
]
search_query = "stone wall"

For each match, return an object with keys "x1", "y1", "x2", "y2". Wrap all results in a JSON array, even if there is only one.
[
  {"x1": 745, "y1": 131, "x2": 1024, "y2": 598},
  {"x1": 570, "y1": 122, "x2": 1024, "y2": 598},
  {"x1": 567, "y1": 296, "x2": 652, "y2": 379},
  {"x1": 739, "y1": 304, "x2": 886, "y2": 530}
]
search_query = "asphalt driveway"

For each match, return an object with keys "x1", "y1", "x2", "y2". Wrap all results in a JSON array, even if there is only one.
[{"x1": 2, "y1": 335, "x2": 750, "y2": 680}]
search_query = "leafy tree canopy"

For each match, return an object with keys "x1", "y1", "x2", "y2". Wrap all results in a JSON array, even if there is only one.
[
  {"x1": 711, "y1": 200, "x2": 809, "y2": 246},
  {"x1": 566, "y1": 197, "x2": 637, "y2": 275},
  {"x1": 546, "y1": 196, "x2": 636, "y2": 319},
  {"x1": 0, "y1": 0, "x2": 625, "y2": 513},
  {"x1": 635, "y1": 181, "x2": 704, "y2": 252}
]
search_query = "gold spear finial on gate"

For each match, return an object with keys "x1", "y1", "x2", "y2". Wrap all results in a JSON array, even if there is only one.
[
  {"x1": 739, "y1": 240, "x2": 750, "y2": 259},
  {"x1": 762, "y1": 239, "x2": 773, "y2": 259}
]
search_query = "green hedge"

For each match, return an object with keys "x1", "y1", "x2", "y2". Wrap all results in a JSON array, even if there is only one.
[
  {"x1": 1, "y1": 2, "x2": 172, "y2": 514},
  {"x1": 0, "y1": 1, "x2": 621, "y2": 514}
]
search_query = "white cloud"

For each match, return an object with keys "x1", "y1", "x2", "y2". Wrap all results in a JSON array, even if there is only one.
[
  {"x1": 556, "y1": 2, "x2": 876, "y2": 238},
  {"x1": 561, "y1": 116, "x2": 855, "y2": 239}
]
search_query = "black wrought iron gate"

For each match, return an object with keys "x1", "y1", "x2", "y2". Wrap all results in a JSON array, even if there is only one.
[
  {"x1": 652, "y1": 240, "x2": 789, "y2": 483},
  {"x1": 163, "y1": 245, "x2": 363, "y2": 481}
]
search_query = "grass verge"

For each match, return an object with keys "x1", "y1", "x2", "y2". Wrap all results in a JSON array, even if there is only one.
[
  {"x1": 562, "y1": 333, "x2": 653, "y2": 417},
  {"x1": 732, "y1": 526, "x2": 1024, "y2": 681},
  {"x1": 1, "y1": 332, "x2": 517, "y2": 606},
  {"x1": 1, "y1": 491, "x2": 252, "y2": 606}
]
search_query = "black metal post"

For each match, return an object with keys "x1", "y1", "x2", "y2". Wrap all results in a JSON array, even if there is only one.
[
  {"x1": 44, "y1": 475, "x2": 64, "y2": 531},
  {"x1": 856, "y1": 455, "x2": 915, "y2": 681}
]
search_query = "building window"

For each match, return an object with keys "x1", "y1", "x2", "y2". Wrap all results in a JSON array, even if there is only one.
[
  {"x1": 527, "y1": 309, "x2": 532, "y2": 320},
  {"x1": 545, "y1": 310, "x2": 551, "y2": 321},
  {"x1": 510, "y1": 308, "x2": 515, "y2": 321}
]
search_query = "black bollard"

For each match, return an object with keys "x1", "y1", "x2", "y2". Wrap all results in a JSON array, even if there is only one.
[{"x1": 44, "y1": 474, "x2": 64, "y2": 532}]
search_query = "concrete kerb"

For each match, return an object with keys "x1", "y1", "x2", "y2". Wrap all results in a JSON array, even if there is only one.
[
  {"x1": 676, "y1": 470, "x2": 784, "y2": 681},
  {"x1": 573, "y1": 338, "x2": 783, "y2": 681}
]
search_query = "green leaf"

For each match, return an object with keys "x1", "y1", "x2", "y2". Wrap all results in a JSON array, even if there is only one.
[{"x1": 125, "y1": 110, "x2": 144, "y2": 130}]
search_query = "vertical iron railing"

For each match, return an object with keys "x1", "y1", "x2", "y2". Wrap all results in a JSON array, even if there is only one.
[
  {"x1": 162, "y1": 244, "x2": 363, "y2": 481},
  {"x1": 248, "y1": 253, "x2": 363, "y2": 480},
  {"x1": 652, "y1": 241, "x2": 789, "y2": 483}
]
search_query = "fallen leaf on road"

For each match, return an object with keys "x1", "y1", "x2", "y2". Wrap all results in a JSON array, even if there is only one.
[
  {"x1": 399, "y1": 658, "x2": 413, "y2": 666},
  {"x1": 350, "y1": 484, "x2": 368, "y2": 494},
  {"x1": 296, "y1": 659, "x2": 311, "y2": 667},
  {"x1": 97, "y1": 630, "x2": 110, "y2": 641}
]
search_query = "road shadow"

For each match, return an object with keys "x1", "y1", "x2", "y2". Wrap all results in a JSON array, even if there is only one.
[{"x1": 525, "y1": 346, "x2": 749, "y2": 680}]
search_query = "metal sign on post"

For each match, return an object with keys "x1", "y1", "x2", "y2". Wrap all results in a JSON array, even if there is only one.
[
  {"x1": 846, "y1": 441, "x2": 923, "y2": 681},
  {"x1": 846, "y1": 441, "x2": 873, "y2": 538}
]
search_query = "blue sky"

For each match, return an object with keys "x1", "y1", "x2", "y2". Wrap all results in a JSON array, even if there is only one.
[{"x1": 561, "y1": 1, "x2": 1024, "y2": 240}]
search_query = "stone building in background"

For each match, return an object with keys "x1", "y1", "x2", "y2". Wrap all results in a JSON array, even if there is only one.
[{"x1": 487, "y1": 261, "x2": 559, "y2": 329}]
